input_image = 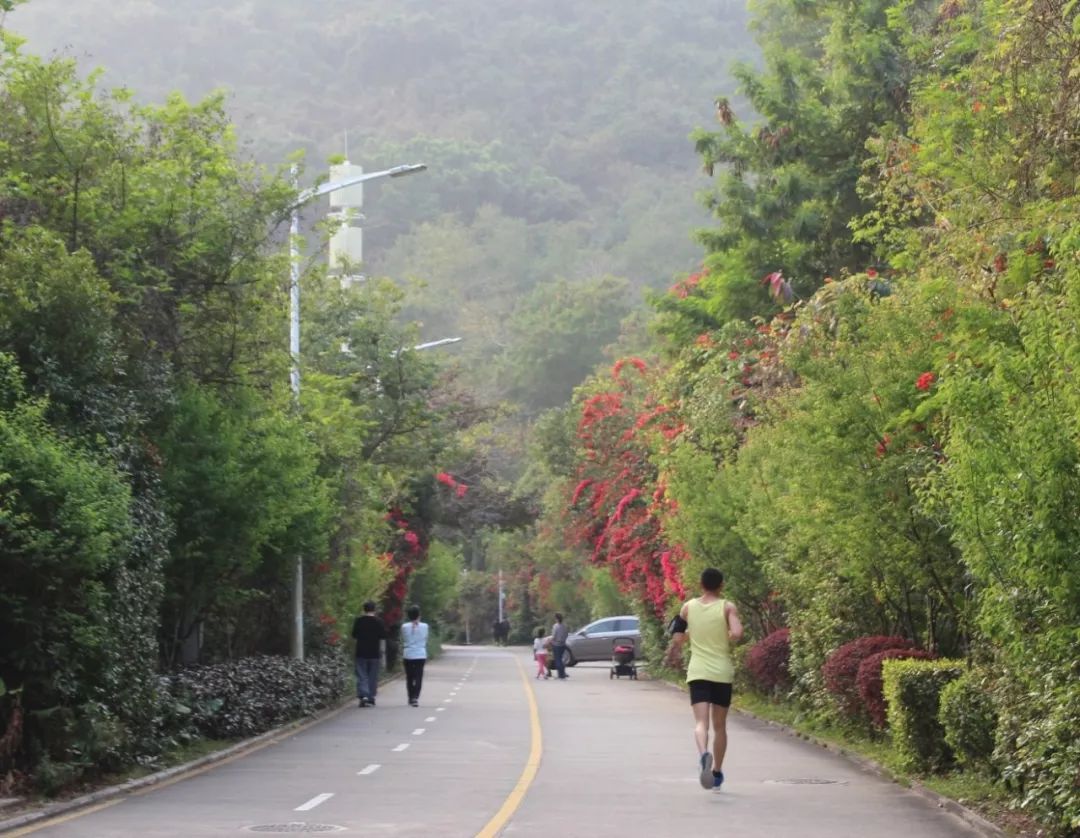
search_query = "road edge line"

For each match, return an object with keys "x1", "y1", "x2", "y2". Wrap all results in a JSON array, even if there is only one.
[{"x1": 474, "y1": 657, "x2": 542, "y2": 838}]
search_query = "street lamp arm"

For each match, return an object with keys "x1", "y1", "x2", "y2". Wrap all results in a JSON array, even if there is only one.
[{"x1": 294, "y1": 163, "x2": 427, "y2": 205}]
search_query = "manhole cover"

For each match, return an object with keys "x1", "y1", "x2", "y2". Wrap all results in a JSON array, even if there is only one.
[
  {"x1": 765, "y1": 778, "x2": 847, "y2": 785},
  {"x1": 246, "y1": 824, "x2": 345, "y2": 834}
]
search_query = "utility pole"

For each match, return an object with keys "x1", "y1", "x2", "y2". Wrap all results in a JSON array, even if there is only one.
[
  {"x1": 497, "y1": 569, "x2": 504, "y2": 623},
  {"x1": 286, "y1": 161, "x2": 426, "y2": 660}
]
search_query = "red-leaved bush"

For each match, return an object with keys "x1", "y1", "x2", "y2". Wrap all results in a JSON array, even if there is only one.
[
  {"x1": 745, "y1": 628, "x2": 792, "y2": 693},
  {"x1": 856, "y1": 648, "x2": 937, "y2": 728},
  {"x1": 822, "y1": 636, "x2": 914, "y2": 717}
]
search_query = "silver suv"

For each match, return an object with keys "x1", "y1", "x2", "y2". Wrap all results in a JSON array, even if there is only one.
[{"x1": 564, "y1": 616, "x2": 641, "y2": 666}]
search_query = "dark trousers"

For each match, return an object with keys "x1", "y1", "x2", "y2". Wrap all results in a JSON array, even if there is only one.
[
  {"x1": 404, "y1": 658, "x2": 426, "y2": 701},
  {"x1": 553, "y1": 644, "x2": 567, "y2": 678},
  {"x1": 355, "y1": 657, "x2": 380, "y2": 701}
]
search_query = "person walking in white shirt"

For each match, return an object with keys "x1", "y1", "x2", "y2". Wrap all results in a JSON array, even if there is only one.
[{"x1": 401, "y1": 605, "x2": 429, "y2": 707}]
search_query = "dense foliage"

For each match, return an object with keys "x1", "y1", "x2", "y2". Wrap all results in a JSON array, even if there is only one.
[
  {"x1": 0, "y1": 23, "x2": 466, "y2": 794},
  {"x1": 525, "y1": 0, "x2": 1080, "y2": 832},
  {"x1": 2, "y1": 1, "x2": 1080, "y2": 832}
]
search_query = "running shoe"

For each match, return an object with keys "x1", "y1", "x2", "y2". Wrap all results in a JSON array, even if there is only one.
[
  {"x1": 698, "y1": 752, "x2": 713, "y2": 789},
  {"x1": 712, "y1": 771, "x2": 724, "y2": 790}
]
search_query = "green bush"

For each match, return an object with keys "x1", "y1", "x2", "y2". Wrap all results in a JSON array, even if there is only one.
[
  {"x1": 882, "y1": 658, "x2": 964, "y2": 773},
  {"x1": 994, "y1": 657, "x2": 1080, "y2": 833},
  {"x1": 938, "y1": 670, "x2": 997, "y2": 771},
  {"x1": 164, "y1": 655, "x2": 347, "y2": 740}
]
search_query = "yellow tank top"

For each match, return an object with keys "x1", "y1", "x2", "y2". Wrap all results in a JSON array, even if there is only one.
[{"x1": 685, "y1": 597, "x2": 734, "y2": 683}]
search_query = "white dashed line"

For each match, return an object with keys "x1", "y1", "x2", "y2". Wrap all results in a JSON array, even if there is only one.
[
  {"x1": 393, "y1": 743, "x2": 410, "y2": 752},
  {"x1": 295, "y1": 793, "x2": 334, "y2": 811},
  {"x1": 358, "y1": 764, "x2": 381, "y2": 776},
  {"x1": 436, "y1": 707, "x2": 445, "y2": 712},
  {"x1": 444, "y1": 699, "x2": 452, "y2": 703},
  {"x1": 425, "y1": 716, "x2": 436, "y2": 722},
  {"x1": 412, "y1": 728, "x2": 426, "y2": 735}
]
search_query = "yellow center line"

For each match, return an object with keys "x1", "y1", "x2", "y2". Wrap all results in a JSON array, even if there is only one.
[{"x1": 474, "y1": 656, "x2": 543, "y2": 838}]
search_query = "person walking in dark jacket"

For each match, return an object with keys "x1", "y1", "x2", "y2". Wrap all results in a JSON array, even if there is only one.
[{"x1": 351, "y1": 601, "x2": 387, "y2": 707}]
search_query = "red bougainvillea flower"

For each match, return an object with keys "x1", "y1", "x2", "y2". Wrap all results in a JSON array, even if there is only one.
[
  {"x1": 403, "y1": 531, "x2": 420, "y2": 548},
  {"x1": 866, "y1": 267, "x2": 879, "y2": 278},
  {"x1": 915, "y1": 372, "x2": 936, "y2": 391},
  {"x1": 612, "y1": 357, "x2": 648, "y2": 380},
  {"x1": 875, "y1": 434, "x2": 891, "y2": 458},
  {"x1": 319, "y1": 613, "x2": 337, "y2": 625},
  {"x1": 455, "y1": 483, "x2": 468, "y2": 498},
  {"x1": 728, "y1": 351, "x2": 740, "y2": 360},
  {"x1": 695, "y1": 333, "x2": 714, "y2": 348},
  {"x1": 436, "y1": 471, "x2": 456, "y2": 487}
]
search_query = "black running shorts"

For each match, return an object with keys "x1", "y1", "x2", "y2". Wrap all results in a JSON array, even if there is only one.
[{"x1": 688, "y1": 680, "x2": 733, "y2": 707}]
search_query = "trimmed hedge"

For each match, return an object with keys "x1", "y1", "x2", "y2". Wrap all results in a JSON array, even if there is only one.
[
  {"x1": 856, "y1": 648, "x2": 936, "y2": 729},
  {"x1": 822, "y1": 635, "x2": 913, "y2": 717},
  {"x1": 746, "y1": 628, "x2": 792, "y2": 694},
  {"x1": 938, "y1": 670, "x2": 996, "y2": 771},
  {"x1": 883, "y1": 658, "x2": 964, "y2": 772},
  {"x1": 163, "y1": 655, "x2": 347, "y2": 740}
]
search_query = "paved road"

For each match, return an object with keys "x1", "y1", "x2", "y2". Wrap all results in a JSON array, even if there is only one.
[{"x1": 15, "y1": 646, "x2": 983, "y2": 837}]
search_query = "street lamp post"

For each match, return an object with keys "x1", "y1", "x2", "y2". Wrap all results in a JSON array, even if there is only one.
[{"x1": 288, "y1": 162, "x2": 426, "y2": 660}]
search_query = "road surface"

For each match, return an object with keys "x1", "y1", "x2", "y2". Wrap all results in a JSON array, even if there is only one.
[{"x1": 12, "y1": 646, "x2": 984, "y2": 837}]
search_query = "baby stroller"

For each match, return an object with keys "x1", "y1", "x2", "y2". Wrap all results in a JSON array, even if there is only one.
[{"x1": 610, "y1": 637, "x2": 638, "y2": 679}]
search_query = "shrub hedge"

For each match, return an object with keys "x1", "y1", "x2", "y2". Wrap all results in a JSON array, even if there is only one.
[
  {"x1": 938, "y1": 669, "x2": 997, "y2": 771},
  {"x1": 882, "y1": 658, "x2": 964, "y2": 772},
  {"x1": 746, "y1": 628, "x2": 792, "y2": 694},
  {"x1": 163, "y1": 655, "x2": 347, "y2": 740},
  {"x1": 822, "y1": 636, "x2": 913, "y2": 717},
  {"x1": 857, "y1": 648, "x2": 936, "y2": 729}
]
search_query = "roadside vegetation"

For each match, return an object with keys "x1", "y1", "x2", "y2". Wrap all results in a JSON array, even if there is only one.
[{"x1": 1, "y1": 2, "x2": 1078, "y2": 835}]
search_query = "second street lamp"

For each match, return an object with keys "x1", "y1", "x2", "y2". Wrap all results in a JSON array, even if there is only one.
[{"x1": 288, "y1": 161, "x2": 426, "y2": 660}]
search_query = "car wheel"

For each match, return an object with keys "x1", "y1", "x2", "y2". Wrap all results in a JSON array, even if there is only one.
[{"x1": 563, "y1": 649, "x2": 577, "y2": 667}]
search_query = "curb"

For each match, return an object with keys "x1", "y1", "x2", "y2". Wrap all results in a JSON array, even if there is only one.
[
  {"x1": 0, "y1": 672, "x2": 403, "y2": 836},
  {"x1": 653, "y1": 676, "x2": 1004, "y2": 838}
]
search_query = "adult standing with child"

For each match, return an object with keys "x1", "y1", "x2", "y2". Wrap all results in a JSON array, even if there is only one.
[{"x1": 551, "y1": 613, "x2": 570, "y2": 679}]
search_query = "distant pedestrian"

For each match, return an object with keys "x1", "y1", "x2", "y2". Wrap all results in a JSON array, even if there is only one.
[
  {"x1": 551, "y1": 613, "x2": 570, "y2": 679},
  {"x1": 401, "y1": 604, "x2": 430, "y2": 707},
  {"x1": 351, "y1": 600, "x2": 387, "y2": 707},
  {"x1": 532, "y1": 628, "x2": 548, "y2": 679},
  {"x1": 664, "y1": 567, "x2": 744, "y2": 791},
  {"x1": 499, "y1": 619, "x2": 511, "y2": 645}
]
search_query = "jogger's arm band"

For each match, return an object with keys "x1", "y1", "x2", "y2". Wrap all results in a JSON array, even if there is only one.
[{"x1": 669, "y1": 615, "x2": 688, "y2": 634}]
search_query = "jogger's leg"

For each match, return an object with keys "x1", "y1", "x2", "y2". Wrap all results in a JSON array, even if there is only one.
[
  {"x1": 692, "y1": 701, "x2": 711, "y2": 755},
  {"x1": 711, "y1": 704, "x2": 729, "y2": 771}
]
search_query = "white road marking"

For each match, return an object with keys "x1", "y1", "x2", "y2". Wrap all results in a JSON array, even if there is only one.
[
  {"x1": 295, "y1": 793, "x2": 334, "y2": 811},
  {"x1": 412, "y1": 728, "x2": 426, "y2": 735},
  {"x1": 436, "y1": 707, "x2": 445, "y2": 712},
  {"x1": 425, "y1": 716, "x2": 436, "y2": 722},
  {"x1": 444, "y1": 699, "x2": 452, "y2": 703},
  {"x1": 392, "y1": 744, "x2": 410, "y2": 752},
  {"x1": 357, "y1": 764, "x2": 381, "y2": 775}
]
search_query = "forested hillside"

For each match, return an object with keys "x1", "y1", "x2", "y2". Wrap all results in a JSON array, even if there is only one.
[{"x1": 10, "y1": 0, "x2": 755, "y2": 404}]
